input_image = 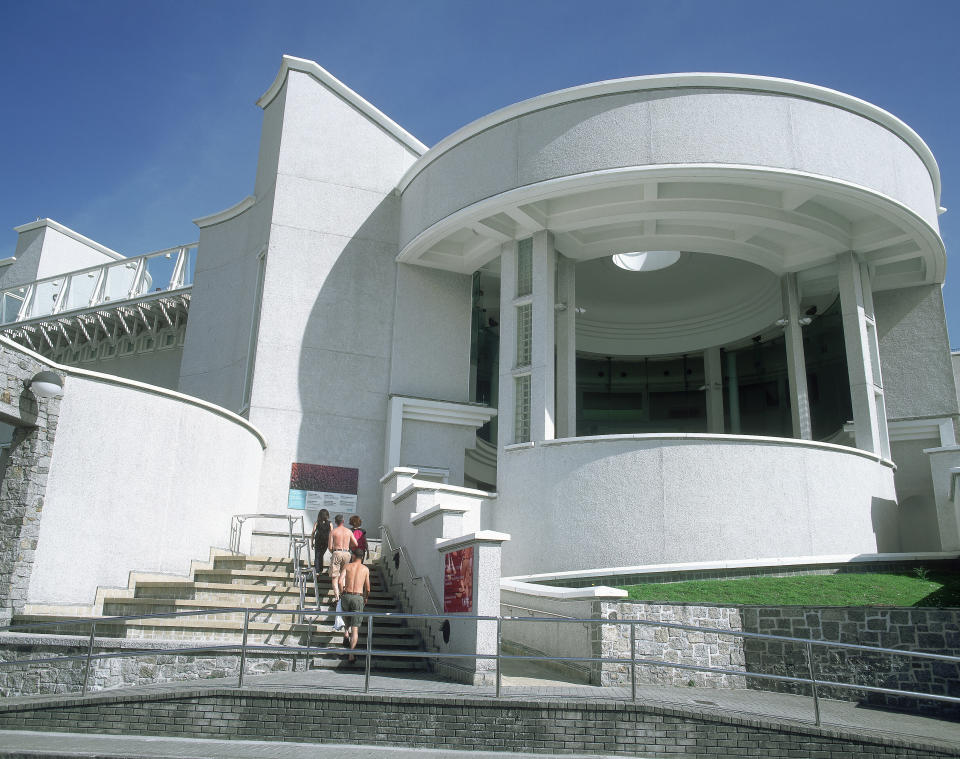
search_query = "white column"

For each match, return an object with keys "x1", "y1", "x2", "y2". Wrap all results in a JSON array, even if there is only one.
[
  {"x1": 555, "y1": 253, "x2": 577, "y2": 438},
  {"x1": 726, "y1": 351, "x2": 741, "y2": 434},
  {"x1": 837, "y1": 251, "x2": 890, "y2": 457},
  {"x1": 496, "y1": 242, "x2": 518, "y2": 452},
  {"x1": 530, "y1": 231, "x2": 557, "y2": 441},
  {"x1": 704, "y1": 347, "x2": 724, "y2": 433},
  {"x1": 781, "y1": 273, "x2": 812, "y2": 440}
]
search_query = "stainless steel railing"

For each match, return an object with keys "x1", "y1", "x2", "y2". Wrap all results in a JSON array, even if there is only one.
[
  {"x1": 228, "y1": 513, "x2": 304, "y2": 558},
  {"x1": 291, "y1": 535, "x2": 321, "y2": 616},
  {"x1": 379, "y1": 524, "x2": 441, "y2": 615},
  {"x1": 2, "y1": 607, "x2": 958, "y2": 728},
  {"x1": 0, "y1": 243, "x2": 198, "y2": 325}
]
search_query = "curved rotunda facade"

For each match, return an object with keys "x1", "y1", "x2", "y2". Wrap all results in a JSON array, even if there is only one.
[{"x1": 2, "y1": 57, "x2": 958, "y2": 611}]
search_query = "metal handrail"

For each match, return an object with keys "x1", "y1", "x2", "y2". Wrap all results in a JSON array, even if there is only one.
[
  {"x1": 0, "y1": 243, "x2": 198, "y2": 326},
  {"x1": 379, "y1": 524, "x2": 441, "y2": 614},
  {"x1": 229, "y1": 513, "x2": 304, "y2": 557},
  {"x1": 291, "y1": 535, "x2": 321, "y2": 615},
  {"x1": 2, "y1": 608, "x2": 959, "y2": 726}
]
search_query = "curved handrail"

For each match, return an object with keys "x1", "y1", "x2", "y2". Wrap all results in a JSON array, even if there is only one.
[{"x1": 229, "y1": 513, "x2": 304, "y2": 557}]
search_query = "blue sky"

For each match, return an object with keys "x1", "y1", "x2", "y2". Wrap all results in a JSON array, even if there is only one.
[{"x1": 2, "y1": 1, "x2": 960, "y2": 339}]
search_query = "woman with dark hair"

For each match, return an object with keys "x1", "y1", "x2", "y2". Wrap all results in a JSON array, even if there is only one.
[{"x1": 310, "y1": 509, "x2": 331, "y2": 576}]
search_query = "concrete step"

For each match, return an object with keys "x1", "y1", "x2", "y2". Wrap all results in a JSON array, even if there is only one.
[
  {"x1": 99, "y1": 599, "x2": 416, "y2": 628},
  {"x1": 132, "y1": 581, "x2": 395, "y2": 604},
  {"x1": 191, "y1": 569, "x2": 388, "y2": 590}
]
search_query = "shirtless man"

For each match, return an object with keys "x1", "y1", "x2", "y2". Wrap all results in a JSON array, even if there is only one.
[
  {"x1": 340, "y1": 548, "x2": 370, "y2": 663},
  {"x1": 327, "y1": 514, "x2": 357, "y2": 603}
]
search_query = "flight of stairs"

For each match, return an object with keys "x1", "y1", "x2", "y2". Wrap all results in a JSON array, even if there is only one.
[{"x1": 12, "y1": 553, "x2": 428, "y2": 671}]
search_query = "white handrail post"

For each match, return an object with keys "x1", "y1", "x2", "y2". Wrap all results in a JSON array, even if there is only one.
[{"x1": 630, "y1": 621, "x2": 637, "y2": 702}]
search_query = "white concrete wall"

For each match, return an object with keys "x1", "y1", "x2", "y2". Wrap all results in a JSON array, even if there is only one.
[
  {"x1": 401, "y1": 86, "x2": 939, "y2": 249},
  {"x1": 389, "y1": 265, "x2": 472, "y2": 402},
  {"x1": 875, "y1": 284, "x2": 960, "y2": 422},
  {"x1": 246, "y1": 67, "x2": 420, "y2": 525},
  {"x1": 178, "y1": 198, "x2": 272, "y2": 412},
  {"x1": 493, "y1": 434, "x2": 898, "y2": 577},
  {"x1": 891, "y1": 438, "x2": 943, "y2": 551},
  {"x1": 399, "y1": 420, "x2": 478, "y2": 487},
  {"x1": 78, "y1": 348, "x2": 183, "y2": 390},
  {"x1": 2, "y1": 222, "x2": 123, "y2": 289},
  {"x1": 28, "y1": 371, "x2": 264, "y2": 606}
]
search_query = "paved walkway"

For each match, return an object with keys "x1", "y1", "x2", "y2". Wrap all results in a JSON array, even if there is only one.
[
  {"x1": 1, "y1": 661, "x2": 957, "y2": 756},
  {"x1": 0, "y1": 731, "x2": 623, "y2": 759}
]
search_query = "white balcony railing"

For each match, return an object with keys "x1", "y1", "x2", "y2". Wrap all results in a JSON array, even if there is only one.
[{"x1": 0, "y1": 243, "x2": 198, "y2": 325}]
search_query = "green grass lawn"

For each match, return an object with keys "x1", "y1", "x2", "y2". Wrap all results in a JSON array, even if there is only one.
[{"x1": 618, "y1": 570, "x2": 960, "y2": 607}]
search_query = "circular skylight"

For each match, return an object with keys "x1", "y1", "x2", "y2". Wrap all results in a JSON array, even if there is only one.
[{"x1": 612, "y1": 250, "x2": 682, "y2": 272}]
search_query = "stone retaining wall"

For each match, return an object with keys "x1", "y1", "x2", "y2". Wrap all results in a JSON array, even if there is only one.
[
  {"x1": 740, "y1": 606, "x2": 960, "y2": 718},
  {"x1": 0, "y1": 634, "x2": 303, "y2": 697},
  {"x1": 595, "y1": 603, "x2": 746, "y2": 688},
  {"x1": 591, "y1": 602, "x2": 959, "y2": 717},
  {"x1": 0, "y1": 346, "x2": 62, "y2": 625},
  {"x1": 0, "y1": 688, "x2": 954, "y2": 758}
]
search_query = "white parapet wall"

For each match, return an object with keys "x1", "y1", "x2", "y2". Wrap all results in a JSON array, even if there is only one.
[
  {"x1": 379, "y1": 468, "x2": 506, "y2": 683},
  {"x1": 23, "y1": 356, "x2": 265, "y2": 607},
  {"x1": 494, "y1": 433, "x2": 898, "y2": 578}
]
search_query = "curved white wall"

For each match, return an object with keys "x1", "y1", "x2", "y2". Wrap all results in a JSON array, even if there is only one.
[
  {"x1": 400, "y1": 82, "x2": 939, "y2": 249},
  {"x1": 27, "y1": 370, "x2": 265, "y2": 606},
  {"x1": 493, "y1": 435, "x2": 898, "y2": 577}
]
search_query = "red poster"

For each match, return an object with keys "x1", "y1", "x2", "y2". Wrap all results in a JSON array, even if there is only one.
[{"x1": 443, "y1": 547, "x2": 474, "y2": 613}]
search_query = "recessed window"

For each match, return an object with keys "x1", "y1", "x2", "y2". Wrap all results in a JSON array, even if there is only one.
[{"x1": 612, "y1": 250, "x2": 682, "y2": 272}]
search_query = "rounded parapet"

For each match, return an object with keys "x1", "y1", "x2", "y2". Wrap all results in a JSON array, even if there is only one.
[
  {"x1": 493, "y1": 434, "x2": 897, "y2": 578},
  {"x1": 399, "y1": 74, "x2": 943, "y2": 290}
]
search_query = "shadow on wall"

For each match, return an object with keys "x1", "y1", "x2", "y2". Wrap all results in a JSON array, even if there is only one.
[
  {"x1": 295, "y1": 195, "x2": 399, "y2": 524},
  {"x1": 898, "y1": 494, "x2": 942, "y2": 552},
  {"x1": 871, "y1": 496, "x2": 901, "y2": 552}
]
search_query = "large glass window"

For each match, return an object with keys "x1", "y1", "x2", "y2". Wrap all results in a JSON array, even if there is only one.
[{"x1": 576, "y1": 354, "x2": 707, "y2": 436}]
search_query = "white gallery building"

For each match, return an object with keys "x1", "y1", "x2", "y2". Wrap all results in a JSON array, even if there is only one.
[{"x1": 1, "y1": 57, "x2": 958, "y2": 624}]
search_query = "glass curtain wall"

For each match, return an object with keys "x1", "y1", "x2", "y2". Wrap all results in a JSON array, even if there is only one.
[
  {"x1": 469, "y1": 271, "x2": 499, "y2": 442},
  {"x1": 468, "y1": 276, "x2": 851, "y2": 442}
]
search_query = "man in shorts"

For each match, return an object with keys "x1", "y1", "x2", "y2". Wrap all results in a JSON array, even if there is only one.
[
  {"x1": 327, "y1": 514, "x2": 357, "y2": 604},
  {"x1": 340, "y1": 548, "x2": 370, "y2": 663}
]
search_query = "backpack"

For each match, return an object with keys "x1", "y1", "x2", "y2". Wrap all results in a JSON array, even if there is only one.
[{"x1": 353, "y1": 527, "x2": 367, "y2": 554}]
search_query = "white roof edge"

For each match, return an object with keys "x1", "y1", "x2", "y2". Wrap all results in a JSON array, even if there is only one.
[
  {"x1": 500, "y1": 579, "x2": 627, "y2": 600},
  {"x1": 504, "y1": 551, "x2": 960, "y2": 584},
  {"x1": 435, "y1": 530, "x2": 511, "y2": 551},
  {"x1": 0, "y1": 258, "x2": 15, "y2": 267},
  {"x1": 257, "y1": 55, "x2": 427, "y2": 156},
  {"x1": 0, "y1": 334, "x2": 267, "y2": 449},
  {"x1": 193, "y1": 196, "x2": 256, "y2": 229},
  {"x1": 396, "y1": 72, "x2": 941, "y2": 204},
  {"x1": 13, "y1": 219, "x2": 126, "y2": 261}
]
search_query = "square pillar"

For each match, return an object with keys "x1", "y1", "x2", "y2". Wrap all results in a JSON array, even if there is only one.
[
  {"x1": 781, "y1": 273, "x2": 812, "y2": 440},
  {"x1": 838, "y1": 252, "x2": 890, "y2": 458},
  {"x1": 435, "y1": 530, "x2": 510, "y2": 685},
  {"x1": 530, "y1": 231, "x2": 556, "y2": 441},
  {"x1": 704, "y1": 347, "x2": 724, "y2": 433},
  {"x1": 555, "y1": 253, "x2": 576, "y2": 438}
]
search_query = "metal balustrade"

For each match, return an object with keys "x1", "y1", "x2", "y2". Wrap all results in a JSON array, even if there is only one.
[
  {"x1": 0, "y1": 243, "x2": 197, "y2": 325},
  {"x1": 380, "y1": 524, "x2": 441, "y2": 614},
  {"x1": 1, "y1": 607, "x2": 958, "y2": 729}
]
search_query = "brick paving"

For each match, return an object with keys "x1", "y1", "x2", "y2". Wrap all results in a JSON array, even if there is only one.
[{"x1": 0, "y1": 665, "x2": 957, "y2": 757}]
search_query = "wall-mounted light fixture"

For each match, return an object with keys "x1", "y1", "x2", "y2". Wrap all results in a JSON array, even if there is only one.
[
  {"x1": 25, "y1": 370, "x2": 64, "y2": 399},
  {"x1": 775, "y1": 316, "x2": 814, "y2": 328}
]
